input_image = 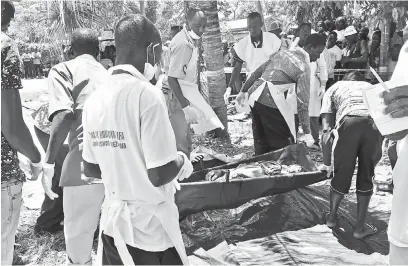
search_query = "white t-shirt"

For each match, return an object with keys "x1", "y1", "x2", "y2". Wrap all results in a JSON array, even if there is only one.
[
  {"x1": 82, "y1": 64, "x2": 178, "y2": 251},
  {"x1": 334, "y1": 29, "x2": 345, "y2": 43},
  {"x1": 326, "y1": 45, "x2": 342, "y2": 78},
  {"x1": 388, "y1": 41, "x2": 408, "y2": 248}
]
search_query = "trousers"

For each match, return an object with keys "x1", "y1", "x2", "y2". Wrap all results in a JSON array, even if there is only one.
[
  {"x1": 331, "y1": 116, "x2": 383, "y2": 196},
  {"x1": 64, "y1": 184, "x2": 104, "y2": 264},
  {"x1": 34, "y1": 127, "x2": 66, "y2": 232},
  {"x1": 101, "y1": 232, "x2": 182, "y2": 265},
  {"x1": 1, "y1": 180, "x2": 23, "y2": 265},
  {"x1": 251, "y1": 102, "x2": 292, "y2": 155}
]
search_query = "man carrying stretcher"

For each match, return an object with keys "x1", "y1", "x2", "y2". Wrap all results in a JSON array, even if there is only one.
[{"x1": 235, "y1": 34, "x2": 327, "y2": 155}]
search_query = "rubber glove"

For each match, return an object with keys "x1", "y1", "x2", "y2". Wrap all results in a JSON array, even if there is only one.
[
  {"x1": 224, "y1": 87, "x2": 232, "y2": 104},
  {"x1": 42, "y1": 163, "x2": 59, "y2": 200},
  {"x1": 235, "y1": 91, "x2": 247, "y2": 107},
  {"x1": 319, "y1": 164, "x2": 334, "y2": 178},
  {"x1": 28, "y1": 161, "x2": 42, "y2": 181},
  {"x1": 175, "y1": 151, "x2": 194, "y2": 181},
  {"x1": 304, "y1": 133, "x2": 315, "y2": 148},
  {"x1": 182, "y1": 106, "x2": 200, "y2": 123}
]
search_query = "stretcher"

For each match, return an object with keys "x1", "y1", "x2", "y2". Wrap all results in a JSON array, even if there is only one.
[{"x1": 175, "y1": 144, "x2": 328, "y2": 217}]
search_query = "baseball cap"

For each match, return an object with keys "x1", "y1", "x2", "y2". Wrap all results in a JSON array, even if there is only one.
[
  {"x1": 268, "y1": 21, "x2": 280, "y2": 32},
  {"x1": 344, "y1": 26, "x2": 358, "y2": 37}
]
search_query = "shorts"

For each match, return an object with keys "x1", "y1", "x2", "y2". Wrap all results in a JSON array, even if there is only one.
[{"x1": 331, "y1": 116, "x2": 383, "y2": 196}]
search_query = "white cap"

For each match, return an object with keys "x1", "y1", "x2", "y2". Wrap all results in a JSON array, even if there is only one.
[{"x1": 344, "y1": 26, "x2": 358, "y2": 37}]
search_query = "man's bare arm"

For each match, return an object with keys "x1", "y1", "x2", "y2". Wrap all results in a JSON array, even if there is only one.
[
  {"x1": 1, "y1": 89, "x2": 41, "y2": 163},
  {"x1": 147, "y1": 154, "x2": 185, "y2": 187},
  {"x1": 45, "y1": 110, "x2": 74, "y2": 164},
  {"x1": 228, "y1": 61, "x2": 243, "y2": 91},
  {"x1": 321, "y1": 113, "x2": 335, "y2": 166},
  {"x1": 168, "y1": 76, "x2": 189, "y2": 108}
]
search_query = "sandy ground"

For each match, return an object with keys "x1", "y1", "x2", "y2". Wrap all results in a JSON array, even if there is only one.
[{"x1": 12, "y1": 79, "x2": 394, "y2": 265}]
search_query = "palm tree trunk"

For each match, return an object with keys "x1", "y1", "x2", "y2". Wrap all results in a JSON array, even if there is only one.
[
  {"x1": 196, "y1": 1, "x2": 228, "y2": 132},
  {"x1": 140, "y1": 0, "x2": 145, "y2": 16}
]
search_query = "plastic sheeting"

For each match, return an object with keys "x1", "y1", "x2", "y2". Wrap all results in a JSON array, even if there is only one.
[
  {"x1": 182, "y1": 183, "x2": 390, "y2": 265},
  {"x1": 176, "y1": 144, "x2": 327, "y2": 216},
  {"x1": 178, "y1": 144, "x2": 390, "y2": 265}
]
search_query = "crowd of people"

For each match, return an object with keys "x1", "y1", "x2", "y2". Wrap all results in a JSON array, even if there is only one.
[{"x1": 2, "y1": 0, "x2": 408, "y2": 265}]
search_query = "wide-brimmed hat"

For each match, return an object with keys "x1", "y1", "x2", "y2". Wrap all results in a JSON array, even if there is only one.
[{"x1": 344, "y1": 26, "x2": 358, "y2": 37}]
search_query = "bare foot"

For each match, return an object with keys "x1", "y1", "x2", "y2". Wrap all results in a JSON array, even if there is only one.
[
  {"x1": 326, "y1": 212, "x2": 337, "y2": 229},
  {"x1": 353, "y1": 224, "x2": 377, "y2": 239}
]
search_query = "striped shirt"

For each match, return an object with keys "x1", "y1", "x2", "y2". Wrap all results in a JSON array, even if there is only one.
[
  {"x1": 321, "y1": 81, "x2": 371, "y2": 124},
  {"x1": 48, "y1": 54, "x2": 108, "y2": 186}
]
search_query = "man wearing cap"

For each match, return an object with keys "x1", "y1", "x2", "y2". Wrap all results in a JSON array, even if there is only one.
[
  {"x1": 341, "y1": 25, "x2": 368, "y2": 71},
  {"x1": 269, "y1": 21, "x2": 290, "y2": 50},
  {"x1": 224, "y1": 12, "x2": 281, "y2": 104}
]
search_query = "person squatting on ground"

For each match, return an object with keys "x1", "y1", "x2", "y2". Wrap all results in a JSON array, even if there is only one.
[
  {"x1": 234, "y1": 34, "x2": 327, "y2": 155},
  {"x1": 165, "y1": 8, "x2": 224, "y2": 158},
  {"x1": 1, "y1": 1, "x2": 43, "y2": 264},
  {"x1": 41, "y1": 28, "x2": 107, "y2": 264},
  {"x1": 81, "y1": 14, "x2": 192, "y2": 265},
  {"x1": 320, "y1": 71, "x2": 383, "y2": 239}
]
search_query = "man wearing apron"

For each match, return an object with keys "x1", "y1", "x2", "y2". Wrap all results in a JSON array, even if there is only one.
[
  {"x1": 82, "y1": 15, "x2": 192, "y2": 265},
  {"x1": 320, "y1": 72, "x2": 383, "y2": 239},
  {"x1": 234, "y1": 34, "x2": 326, "y2": 155},
  {"x1": 381, "y1": 30, "x2": 408, "y2": 265},
  {"x1": 166, "y1": 8, "x2": 224, "y2": 158},
  {"x1": 224, "y1": 11, "x2": 281, "y2": 102},
  {"x1": 291, "y1": 23, "x2": 328, "y2": 149}
]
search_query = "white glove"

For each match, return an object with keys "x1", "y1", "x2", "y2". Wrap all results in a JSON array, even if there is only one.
[
  {"x1": 41, "y1": 163, "x2": 59, "y2": 200},
  {"x1": 318, "y1": 86, "x2": 326, "y2": 99},
  {"x1": 304, "y1": 133, "x2": 315, "y2": 148},
  {"x1": 182, "y1": 106, "x2": 201, "y2": 123},
  {"x1": 173, "y1": 180, "x2": 181, "y2": 191},
  {"x1": 319, "y1": 164, "x2": 334, "y2": 178},
  {"x1": 28, "y1": 161, "x2": 42, "y2": 181},
  {"x1": 175, "y1": 151, "x2": 193, "y2": 181},
  {"x1": 235, "y1": 92, "x2": 247, "y2": 107},
  {"x1": 224, "y1": 87, "x2": 232, "y2": 105}
]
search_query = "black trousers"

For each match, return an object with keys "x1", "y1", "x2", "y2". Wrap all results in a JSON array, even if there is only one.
[
  {"x1": 101, "y1": 232, "x2": 183, "y2": 265},
  {"x1": 326, "y1": 78, "x2": 336, "y2": 91},
  {"x1": 251, "y1": 102, "x2": 292, "y2": 155},
  {"x1": 331, "y1": 116, "x2": 383, "y2": 196},
  {"x1": 34, "y1": 127, "x2": 66, "y2": 232}
]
